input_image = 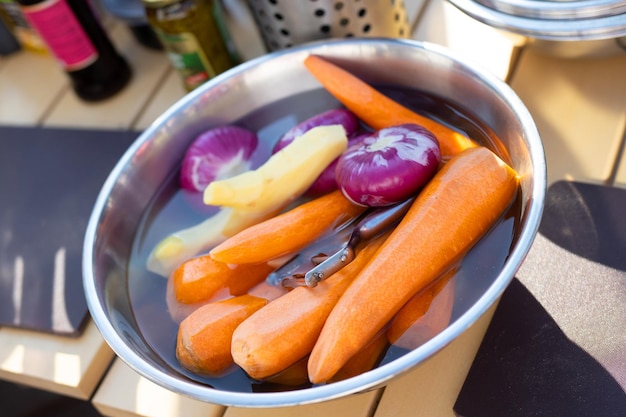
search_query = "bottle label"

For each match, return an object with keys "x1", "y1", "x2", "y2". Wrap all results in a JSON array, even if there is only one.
[
  {"x1": 155, "y1": 28, "x2": 215, "y2": 91},
  {"x1": 21, "y1": 0, "x2": 97, "y2": 70}
]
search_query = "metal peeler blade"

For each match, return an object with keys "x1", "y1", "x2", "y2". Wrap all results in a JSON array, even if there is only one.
[
  {"x1": 266, "y1": 223, "x2": 354, "y2": 288},
  {"x1": 303, "y1": 197, "x2": 415, "y2": 287}
]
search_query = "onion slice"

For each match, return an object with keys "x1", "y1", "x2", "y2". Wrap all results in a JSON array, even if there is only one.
[
  {"x1": 180, "y1": 126, "x2": 258, "y2": 192},
  {"x1": 335, "y1": 124, "x2": 441, "y2": 207}
]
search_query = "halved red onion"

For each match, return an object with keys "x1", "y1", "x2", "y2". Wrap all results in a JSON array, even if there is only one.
[
  {"x1": 272, "y1": 108, "x2": 360, "y2": 153},
  {"x1": 180, "y1": 126, "x2": 258, "y2": 192},
  {"x1": 335, "y1": 124, "x2": 441, "y2": 207}
]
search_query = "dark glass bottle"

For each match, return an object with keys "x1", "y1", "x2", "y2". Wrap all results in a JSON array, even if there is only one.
[
  {"x1": 17, "y1": 0, "x2": 132, "y2": 101},
  {"x1": 99, "y1": 0, "x2": 162, "y2": 50}
]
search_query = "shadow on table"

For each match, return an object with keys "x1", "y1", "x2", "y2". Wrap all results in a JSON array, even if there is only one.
[
  {"x1": 455, "y1": 278, "x2": 625, "y2": 417},
  {"x1": 0, "y1": 379, "x2": 104, "y2": 417},
  {"x1": 455, "y1": 181, "x2": 626, "y2": 417}
]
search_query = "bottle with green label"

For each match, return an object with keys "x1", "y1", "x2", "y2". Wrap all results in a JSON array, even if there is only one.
[{"x1": 143, "y1": 0, "x2": 236, "y2": 92}]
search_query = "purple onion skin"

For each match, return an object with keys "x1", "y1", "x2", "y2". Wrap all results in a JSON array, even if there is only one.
[
  {"x1": 272, "y1": 108, "x2": 360, "y2": 153},
  {"x1": 306, "y1": 132, "x2": 370, "y2": 197},
  {"x1": 335, "y1": 124, "x2": 441, "y2": 207},
  {"x1": 180, "y1": 126, "x2": 258, "y2": 192},
  {"x1": 305, "y1": 158, "x2": 340, "y2": 197}
]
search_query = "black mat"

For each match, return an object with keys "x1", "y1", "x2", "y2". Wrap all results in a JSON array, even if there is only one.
[
  {"x1": 455, "y1": 181, "x2": 626, "y2": 416},
  {"x1": 0, "y1": 126, "x2": 138, "y2": 337},
  {"x1": 0, "y1": 378, "x2": 104, "y2": 417}
]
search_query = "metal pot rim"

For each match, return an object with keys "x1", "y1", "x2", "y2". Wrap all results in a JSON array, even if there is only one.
[
  {"x1": 450, "y1": 0, "x2": 626, "y2": 40},
  {"x1": 473, "y1": 0, "x2": 626, "y2": 20}
]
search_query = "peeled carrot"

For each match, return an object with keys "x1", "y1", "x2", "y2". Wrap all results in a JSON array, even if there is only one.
[
  {"x1": 230, "y1": 232, "x2": 389, "y2": 380},
  {"x1": 172, "y1": 255, "x2": 275, "y2": 304},
  {"x1": 264, "y1": 357, "x2": 310, "y2": 386},
  {"x1": 330, "y1": 328, "x2": 389, "y2": 382},
  {"x1": 303, "y1": 54, "x2": 477, "y2": 159},
  {"x1": 165, "y1": 259, "x2": 281, "y2": 324},
  {"x1": 166, "y1": 278, "x2": 203, "y2": 324},
  {"x1": 210, "y1": 190, "x2": 365, "y2": 264},
  {"x1": 387, "y1": 270, "x2": 456, "y2": 350},
  {"x1": 307, "y1": 146, "x2": 519, "y2": 383},
  {"x1": 246, "y1": 280, "x2": 289, "y2": 302},
  {"x1": 176, "y1": 294, "x2": 268, "y2": 375}
]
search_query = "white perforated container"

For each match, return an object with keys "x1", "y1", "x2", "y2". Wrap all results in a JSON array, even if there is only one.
[{"x1": 245, "y1": 0, "x2": 410, "y2": 50}]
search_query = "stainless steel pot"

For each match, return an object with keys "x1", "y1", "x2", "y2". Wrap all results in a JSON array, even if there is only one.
[
  {"x1": 82, "y1": 38, "x2": 546, "y2": 407},
  {"x1": 448, "y1": 0, "x2": 626, "y2": 58}
]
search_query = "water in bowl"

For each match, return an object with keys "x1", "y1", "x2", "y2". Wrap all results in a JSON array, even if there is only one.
[{"x1": 126, "y1": 86, "x2": 522, "y2": 392}]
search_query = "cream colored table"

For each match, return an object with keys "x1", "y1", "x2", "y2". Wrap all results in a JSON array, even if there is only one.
[{"x1": 0, "y1": 0, "x2": 624, "y2": 415}]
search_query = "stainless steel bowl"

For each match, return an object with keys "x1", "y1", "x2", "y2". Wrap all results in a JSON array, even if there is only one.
[
  {"x1": 449, "y1": 0, "x2": 626, "y2": 58},
  {"x1": 83, "y1": 38, "x2": 546, "y2": 407}
]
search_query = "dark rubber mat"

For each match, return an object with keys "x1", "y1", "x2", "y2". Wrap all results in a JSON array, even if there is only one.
[{"x1": 0, "y1": 126, "x2": 138, "y2": 336}]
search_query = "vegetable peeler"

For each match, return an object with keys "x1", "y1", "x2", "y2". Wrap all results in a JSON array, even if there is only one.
[{"x1": 272, "y1": 197, "x2": 414, "y2": 288}]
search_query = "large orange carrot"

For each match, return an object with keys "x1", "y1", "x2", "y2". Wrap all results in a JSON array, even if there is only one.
[
  {"x1": 387, "y1": 271, "x2": 456, "y2": 350},
  {"x1": 176, "y1": 294, "x2": 268, "y2": 375},
  {"x1": 172, "y1": 255, "x2": 275, "y2": 304},
  {"x1": 264, "y1": 357, "x2": 310, "y2": 386},
  {"x1": 230, "y1": 232, "x2": 389, "y2": 380},
  {"x1": 330, "y1": 328, "x2": 389, "y2": 382},
  {"x1": 210, "y1": 190, "x2": 366, "y2": 264},
  {"x1": 307, "y1": 146, "x2": 519, "y2": 383},
  {"x1": 303, "y1": 54, "x2": 477, "y2": 159}
]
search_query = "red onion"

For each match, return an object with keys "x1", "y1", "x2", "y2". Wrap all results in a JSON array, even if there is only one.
[
  {"x1": 306, "y1": 132, "x2": 370, "y2": 196},
  {"x1": 180, "y1": 126, "x2": 258, "y2": 192},
  {"x1": 273, "y1": 108, "x2": 360, "y2": 153},
  {"x1": 335, "y1": 124, "x2": 441, "y2": 207}
]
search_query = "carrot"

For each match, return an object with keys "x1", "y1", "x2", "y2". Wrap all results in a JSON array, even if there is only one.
[
  {"x1": 303, "y1": 54, "x2": 477, "y2": 159},
  {"x1": 176, "y1": 294, "x2": 268, "y2": 375},
  {"x1": 329, "y1": 328, "x2": 389, "y2": 382},
  {"x1": 210, "y1": 190, "x2": 366, "y2": 264},
  {"x1": 246, "y1": 280, "x2": 289, "y2": 302},
  {"x1": 264, "y1": 357, "x2": 310, "y2": 386},
  {"x1": 387, "y1": 270, "x2": 456, "y2": 350},
  {"x1": 230, "y1": 232, "x2": 389, "y2": 380},
  {"x1": 165, "y1": 257, "x2": 287, "y2": 323},
  {"x1": 172, "y1": 255, "x2": 276, "y2": 304},
  {"x1": 307, "y1": 146, "x2": 519, "y2": 383}
]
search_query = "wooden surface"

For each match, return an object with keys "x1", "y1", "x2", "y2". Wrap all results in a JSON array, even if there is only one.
[
  {"x1": 0, "y1": 0, "x2": 625, "y2": 415},
  {"x1": 0, "y1": 321, "x2": 113, "y2": 400}
]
